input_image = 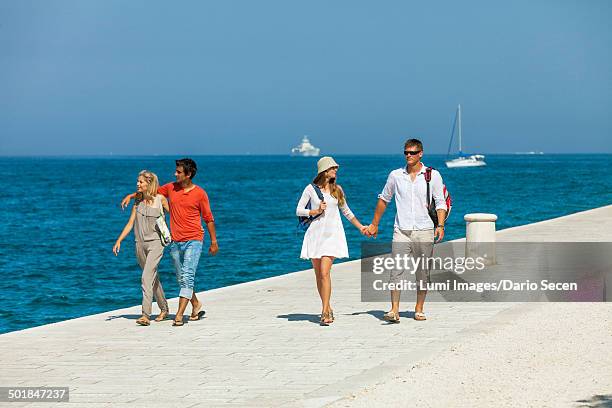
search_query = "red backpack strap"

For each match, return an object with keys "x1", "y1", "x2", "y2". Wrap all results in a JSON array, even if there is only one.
[{"x1": 424, "y1": 167, "x2": 432, "y2": 182}]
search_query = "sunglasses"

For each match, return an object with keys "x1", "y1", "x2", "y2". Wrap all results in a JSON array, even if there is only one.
[{"x1": 404, "y1": 150, "x2": 422, "y2": 156}]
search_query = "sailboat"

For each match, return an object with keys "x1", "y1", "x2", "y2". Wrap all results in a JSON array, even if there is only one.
[{"x1": 445, "y1": 104, "x2": 486, "y2": 168}]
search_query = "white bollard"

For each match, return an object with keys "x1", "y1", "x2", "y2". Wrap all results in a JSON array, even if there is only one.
[{"x1": 464, "y1": 213, "x2": 498, "y2": 265}]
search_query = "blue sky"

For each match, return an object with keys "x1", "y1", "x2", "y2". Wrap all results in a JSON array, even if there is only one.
[{"x1": 1, "y1": 0, "x2": 610, "y2": 155}]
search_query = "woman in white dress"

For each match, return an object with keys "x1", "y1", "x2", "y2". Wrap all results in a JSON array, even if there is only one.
[{"x1": 296, "y1": 156, "x2": 367, "y2": 325}]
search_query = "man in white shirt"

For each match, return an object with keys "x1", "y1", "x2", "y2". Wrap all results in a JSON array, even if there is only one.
[{"x1": 366, "y1": 139, "x2": 447, "y2": 322}]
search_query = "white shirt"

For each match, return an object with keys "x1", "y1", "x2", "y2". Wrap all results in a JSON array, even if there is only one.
[
  {"x1": 296, "y1": 184, "x2": 355, "y2": 220},
  {"x1": 378, "y1": 163, "x2": 447, "y2": 230},
  {"x1": 296, "y1": 184, "x2": 354, "y2": 259}
]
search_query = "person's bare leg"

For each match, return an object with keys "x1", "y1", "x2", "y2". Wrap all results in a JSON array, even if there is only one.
[
  {"x1": 415, "y1": 290, "x2": 427, "y2": 320},
  {"x1": 189, "y1": 292, "x2": 202, "y2": 319},
  {"x1": 390, "y1": 289, "x2": 401, "y2": 314},
  {"x1": 414, "y1": 235, "x2": 432, "y2": 320},
  {"x1": 320, "y1": 256, "x2": 334, "y2": 323},
  {"x1": 387, "y1": 237, "x2": 408, "y2": 321},
  {"x1": 175, "y1": 297, "x2": 190, "y2": 323},
  {"x1": 311, "y1": 259, "x2": 323, "y2": 300}
]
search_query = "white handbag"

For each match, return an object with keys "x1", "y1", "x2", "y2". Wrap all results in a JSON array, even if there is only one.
[{"x1": 155, "y1": 197, "x2": 172, "y2": 247}]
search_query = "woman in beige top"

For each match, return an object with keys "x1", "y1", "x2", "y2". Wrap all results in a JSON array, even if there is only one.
[{"x1": 113, "y1": 170, "x2": 171, "y2": 326}]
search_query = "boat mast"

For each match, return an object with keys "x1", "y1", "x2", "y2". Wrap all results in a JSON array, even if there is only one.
[
  {"x1": 457, "y1": 104, "x2": 462, "y2": 155},
  {"x1": 445, "y1": 106, "x2": 458, "y2": 159}
]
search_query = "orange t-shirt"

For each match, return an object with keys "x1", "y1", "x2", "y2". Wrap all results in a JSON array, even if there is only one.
[{"x1": 158, "y1": 182, "x2": 215, "y2": 242}]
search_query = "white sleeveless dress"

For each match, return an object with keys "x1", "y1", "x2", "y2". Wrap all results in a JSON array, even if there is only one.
[{"x1": 296, "y1": 185, "x2": 355, "y2": 259}]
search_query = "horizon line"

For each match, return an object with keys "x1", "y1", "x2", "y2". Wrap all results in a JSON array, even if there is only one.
[{"x1": 1, "y1": 152, "x2": 611, "y2": 158}]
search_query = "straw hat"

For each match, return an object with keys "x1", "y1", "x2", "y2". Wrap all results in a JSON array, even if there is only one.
[{"x1": 317, "y1": 156, "x2": 339, "y2": 174}]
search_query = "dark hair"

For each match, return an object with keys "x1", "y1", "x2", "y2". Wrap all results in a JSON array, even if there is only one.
[
  {"x1": 175, "y1": 158, "x2": 197, "y2": 179},
  {"x1": 404, "y1": 138, "x2": 423, "y2": 151}
]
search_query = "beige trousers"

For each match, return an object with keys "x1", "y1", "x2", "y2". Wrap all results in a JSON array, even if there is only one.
[
  {"x1": 390, "y1": 228, "x2": 435, "y2": 287},
  {"x1": 136, "y1": 240, "x2": 169, "y2": 316}
]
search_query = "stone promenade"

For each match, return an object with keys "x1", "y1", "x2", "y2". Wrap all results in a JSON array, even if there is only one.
[{"x1": 1, "y1": 205, "x2": 610, "y2": 407}]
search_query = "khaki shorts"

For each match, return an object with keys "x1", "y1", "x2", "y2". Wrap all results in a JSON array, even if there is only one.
[{"x1": 389, "y1": 228, "x2": 434, "y2": 288}]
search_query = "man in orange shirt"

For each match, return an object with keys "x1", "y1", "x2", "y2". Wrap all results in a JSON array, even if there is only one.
[{"x1": 122, "y1": 158, "x2": 218, "y2": 326}]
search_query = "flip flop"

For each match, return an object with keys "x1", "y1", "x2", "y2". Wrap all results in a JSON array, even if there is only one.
[
  {"x1": 383, "y1": 311, "x2": 400, "y2": 324},
  {"x1": 320, "y1": 312, "x2": 333, "y2": 326},
  {"x1": 189, "y1": 302, "x2": 205, "y2": 321},
  {"x1": 189, "y1": 311, "x2": 205, "y2": 321},
  {"x1": 136, "y1": 317, "x2": 150, "y2": 326},
  {"x1": 154, "y1": 311, "x2": 169, "y2": 322},
  {"x1": 414, "y1": 312, "x2": 427, "y2": 321},
  {"x1": 172, "y1": 319, "x2": 184, "y2": 327}
]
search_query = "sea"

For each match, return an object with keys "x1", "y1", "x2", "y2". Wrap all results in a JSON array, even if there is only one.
[{"x1": 1, "y1": 154, "x2": 611, "y2": 334}]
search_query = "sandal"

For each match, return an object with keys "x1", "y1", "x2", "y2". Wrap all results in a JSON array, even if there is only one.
[
  {"x1": 172, "y1": 319, "x2": 185, "y2": 327},
  {"x1": 189, "y1": 303, "x2": 205, "y2": 321},
  {"x1": 189, "y1": 311, "x2": 205, "y2": 321},
  {"x1": 136, "y1": 316, "x2": 150, "y2": 326},
  {"x1": 414, "y1": 312, "x2": 427, "y2": 321},
  {"x1": 320, "y1": 312, "x2": 333, "y2": 326},
  {"x1": 383, "y1": 311, "x2": 400, "y2": 324},
  {"x1": 154, "y1": 311, "x2": 169, "y2": 322}
]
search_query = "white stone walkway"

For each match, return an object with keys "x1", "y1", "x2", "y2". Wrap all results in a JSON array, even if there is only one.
[{"x1": 1, "y1": 205, "x2": 611, "y2": 407}]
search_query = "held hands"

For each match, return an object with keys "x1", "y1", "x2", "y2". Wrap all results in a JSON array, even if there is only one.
[
  {"x1": 359, "y1": 224, "x2": 378, "y2": 238},
  {"x1": 360, "y1": 224, "x2": 443, "y2": 240}
]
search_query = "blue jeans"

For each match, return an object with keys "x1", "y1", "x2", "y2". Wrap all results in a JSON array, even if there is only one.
[{"x1": 169, "y1": 240, "x2": 203, "y2": 299}]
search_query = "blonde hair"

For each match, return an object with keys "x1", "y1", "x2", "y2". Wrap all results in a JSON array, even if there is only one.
[
  {"x1": 136, "y1": 170, "x2": 160, "y2": 202},
  {"x1": 312, "y1": 171, "x2": 345, "y2": 206}
]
